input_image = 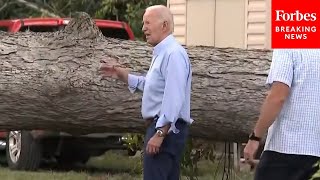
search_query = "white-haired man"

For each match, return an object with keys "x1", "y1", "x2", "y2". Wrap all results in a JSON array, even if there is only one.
[{"x1": 100, "y1": 5, "x2": 192, "y2": 180}]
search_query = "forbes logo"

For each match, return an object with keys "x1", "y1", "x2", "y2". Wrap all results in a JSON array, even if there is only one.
[{"x1": 275, "y1": 10, "x2": 317, "y2": 21}]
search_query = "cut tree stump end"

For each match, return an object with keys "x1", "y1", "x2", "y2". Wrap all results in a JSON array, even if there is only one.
[{"x1": 51, "y1": 12, "x2": 104, "y2": 42}]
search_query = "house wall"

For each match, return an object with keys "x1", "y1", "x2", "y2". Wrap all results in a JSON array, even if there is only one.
[
  {"x1": 167, "y1": 0, "x2": 187, "y2": 45},
  {"x1": 215, "y1": 0, "x2": 246, "y2": 48},
  {"x1": 245, "y1": 0, "x2": 270, "y2": 49},
  {"x1": 186, "y1": 0, "x2": 216, "y2": 46},
  {"x1": 167, "y1": 0, "x2": 271, "y2": 49}
]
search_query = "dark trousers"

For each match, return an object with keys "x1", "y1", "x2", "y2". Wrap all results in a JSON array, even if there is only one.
[
  {"x1": 143, "y1": 119, "x2": 189, "y2": 180},
  {"x1": 255, "y1": 150, "x2": 320, "y2": 180}
]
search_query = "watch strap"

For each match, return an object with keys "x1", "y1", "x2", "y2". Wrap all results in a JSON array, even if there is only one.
[{"x1": 249, "y1": 132, "x2": 261, "y2": 142}]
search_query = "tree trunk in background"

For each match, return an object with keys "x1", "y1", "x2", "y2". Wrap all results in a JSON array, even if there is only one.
[{"x1": 0, "y1": 12, "x2": 273, "y2": 142}]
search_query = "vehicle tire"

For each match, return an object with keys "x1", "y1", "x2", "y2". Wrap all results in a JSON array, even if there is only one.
[{"x1": 6, "y1": 131, "x2": 42, "y2": 171}]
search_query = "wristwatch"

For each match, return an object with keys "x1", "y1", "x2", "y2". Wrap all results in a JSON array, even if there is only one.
[
  {"x1": 156, "y1": 129, "x2": 165, "y2": 137},
  {"x1": 249, "y1": 132, "x2": 261, "y2": 142}
]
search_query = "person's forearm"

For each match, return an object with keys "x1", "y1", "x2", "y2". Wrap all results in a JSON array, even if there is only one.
[
  {"x1": 254, "y1": 95, "x2": 286, "y2": 137},
  {"x1": 116, "y1": 67, "x2": 129, "y2": 84}
]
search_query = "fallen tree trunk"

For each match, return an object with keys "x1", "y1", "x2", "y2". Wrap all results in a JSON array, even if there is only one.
[{"x1": 0, "y1": 13, "x2": 273, "y2": 142}]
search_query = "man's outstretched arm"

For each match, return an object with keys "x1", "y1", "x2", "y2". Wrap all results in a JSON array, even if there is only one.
[{"x1": 100, "y1": 64, "x2": 146, "y2": 93}]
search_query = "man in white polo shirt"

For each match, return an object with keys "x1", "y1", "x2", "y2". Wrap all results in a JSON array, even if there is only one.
[{"x1": 244, "y1": 49, "x2": 320, "y2": 180}]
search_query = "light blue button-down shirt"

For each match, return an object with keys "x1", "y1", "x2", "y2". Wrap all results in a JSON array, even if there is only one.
[{"x1": 127, "y1": 34, "x2": 192, "y2": 133}]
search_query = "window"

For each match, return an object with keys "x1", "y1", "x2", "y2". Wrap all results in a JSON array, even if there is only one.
[
  {"x1": 0, "y1": 26, "x2": 8, "y2": 32},
  {"x1": 99, "y1": 27, "x2": 130, "y2": 40},
  {"x1": 19, "y1": 26, "x2": 62, "y2": 32}
]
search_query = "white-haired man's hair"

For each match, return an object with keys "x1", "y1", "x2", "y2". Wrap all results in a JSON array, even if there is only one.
[{"x1": 146, "y1": 5, "x2": 174, "y2": 33}]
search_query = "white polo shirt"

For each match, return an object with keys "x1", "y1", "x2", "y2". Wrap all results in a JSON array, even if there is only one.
[{"x1": 264, "y1": 49, "x2": 320, "y2": 157}]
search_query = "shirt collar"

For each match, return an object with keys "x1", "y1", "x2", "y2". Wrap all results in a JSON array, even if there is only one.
[{"x1": 153, "y1": 34, "x2": 175, "y2": 56}]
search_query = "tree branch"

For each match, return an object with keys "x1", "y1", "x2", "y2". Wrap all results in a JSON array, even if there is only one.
[
  {"x1": 0, "y1": 2, "x2": 8, "y2": 13},
  {"x1": 15, "y1": 0, "x2": 60, "y2": 17},
  {"x1": 0, "y1": 0, "x2": 17, "y2": 14}
]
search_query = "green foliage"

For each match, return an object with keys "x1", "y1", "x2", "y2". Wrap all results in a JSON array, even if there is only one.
[
  {"x1": 0, "y1": 0, "x2": 97, "y2": 19},
  {"x1": 0, "y1": 0, "x2": 41, "y2": 19},
  {"x1": 122, "y1": 133, "x2": 144, "y2": 153},
  {"x1": 121, "y1": 133, "x2": 144, "y2": 174},
  {"x1": 310, "y1": 161, "x2": 320, "y2": 180},
  {"x1": 180, "y1": 138, "x2": 240, "y2": 180},
  {"x1": 0, "y1": 149, "x2": 253, "y2": 179},
  {"x1": 95, "y1": 0, "x2": 167, "y2": 39},
  {"x1": 88, "y1": 150, "x2": 143, "y2": 175},
  {"x1": 181, "y1": 138, "x2": 200, "y2": 180},
  {"x1": 0, "y1": 0, "x2": 166, "y2": 39}
]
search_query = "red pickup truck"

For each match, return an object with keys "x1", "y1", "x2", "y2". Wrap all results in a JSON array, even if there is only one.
[{"x1": 0, "y1": 17, "x2": 136, "y2": 171}]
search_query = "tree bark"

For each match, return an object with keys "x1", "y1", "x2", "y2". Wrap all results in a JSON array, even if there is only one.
[{"x1": 0, "y1": 12, "x2": 273, "y2": 142}]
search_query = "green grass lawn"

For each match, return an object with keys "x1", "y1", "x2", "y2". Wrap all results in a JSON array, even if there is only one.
[{"x1": 0, "y1": 151, "x2": 254, "y2": 180}]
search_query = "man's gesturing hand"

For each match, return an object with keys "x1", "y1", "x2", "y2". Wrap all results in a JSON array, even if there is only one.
[
  {"x1": 99, "y1": 60, "x2": 130, "y2": 84},
  {"x1": 99, "y1": 60, "x2": 120, "y2": 79}
]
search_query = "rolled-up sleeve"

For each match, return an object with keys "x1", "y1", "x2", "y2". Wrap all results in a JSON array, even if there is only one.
[
  {"x1": 128, "y1": 74, "x2": 146, "y2": 93},
  {"x1": 156, "y1": 51, "x2": 189, "y2": 130},
  {"x1": 266, "y1": 49, "x2": 294, "y2": 88}
]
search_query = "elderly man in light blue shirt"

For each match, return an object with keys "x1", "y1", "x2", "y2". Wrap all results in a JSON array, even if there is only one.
[
  {"x1": 128, "y1": 33, "x2": 192, "y2": 134},
  {"x1": 100, "y1": 5, "x2": 192, "y2": 180}
]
